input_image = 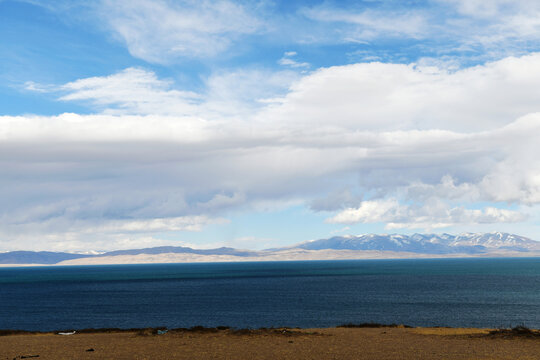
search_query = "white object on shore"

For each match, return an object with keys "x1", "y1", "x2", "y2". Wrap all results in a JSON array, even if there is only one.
[{"x1": 58, "y1": 331, "x2": 76, "y2": 335}]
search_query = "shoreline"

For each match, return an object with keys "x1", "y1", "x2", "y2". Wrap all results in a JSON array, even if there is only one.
[
  {"x1": 1, "y1": 323, "x2": 538, "y2": 336},
  {"x1": 1, "y1": 252, "x2": 540, "y2": 268}
]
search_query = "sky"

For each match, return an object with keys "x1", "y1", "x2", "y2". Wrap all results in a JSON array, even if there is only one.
[{"x1": 1, "y1": 0, "x2": 540, "y2": 252}]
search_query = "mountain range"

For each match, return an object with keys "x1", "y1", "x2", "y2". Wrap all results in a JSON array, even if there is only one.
[
  {"x1": 1, "y1": 232, "x2": 539, "y2": 265},
  {"x1": 295, "y1": 232, "x2": 539, "y2": 254}
]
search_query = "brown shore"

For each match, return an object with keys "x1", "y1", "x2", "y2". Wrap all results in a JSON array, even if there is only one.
[{"x1": 1, "y1": 326, "x2": 539, "y2": 360}]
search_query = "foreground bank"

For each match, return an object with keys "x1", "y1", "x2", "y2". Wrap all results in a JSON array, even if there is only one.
[{"x1": 1, "y1": 326, "x2": 539, "y2": 360}]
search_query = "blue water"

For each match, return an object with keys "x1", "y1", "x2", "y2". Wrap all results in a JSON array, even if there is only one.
[{"x1": 0, "y1": 258, "x2": 539, "y2": 331}]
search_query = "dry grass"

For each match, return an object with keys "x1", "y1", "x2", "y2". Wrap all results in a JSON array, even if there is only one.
[
  {"x1": 338, "y1": 322, "x2": 412, "y2": 328},
  {"x1": 487, "y1": 326, "x2": 540, "y2": 339},
  {"x1": 2, "y1": 325, "x2": 540, "y2": 359}
]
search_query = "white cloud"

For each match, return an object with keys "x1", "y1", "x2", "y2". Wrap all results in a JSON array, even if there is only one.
[
  {"x1": 26, "y1": 66, "x2": 298, "y2": 119},
  {"x1": 0, "y1": 113, "x2": 212, "y2": 142},
  {"x1": 303, "y1": 7, "x2": 428, "y2": 41},
  {"x1": 478, "y1": 115, "x2": 540, "y2": 204},
  {"x1": 433, "y1": 0, "x2": 540, "y2": 56},
  {"x1": 94, "y1": 215, "x2": 228, "y2": 233},
  {"x1": 23, "y1": 0, "x2": 540, "y2": 66},
  {"x1": 278, "y1": 52, "x2": 310, "y2": 69},
  {"x1": 299, "y1": 1, "x2": 540, "y2": 62},
  {"x1": 97, "y1": 0, "x2": 261, "y2": 63},
  {"x1": 1, "y1": 214, "x2": 225, "y2": 236},
  {"x1": 203, "y1": 68, "x2": 299, "y2": 116},
  {"x1": 327, "y1": 199, "x2": 400, "y2": 225},
  {"x1": 405, "y1": 175, "x2": 480, "y2": 203},
  {"x1": 23, "y1": 81, "x2": 53, "y2": 93},
  {"x1": 326, "y1": 199, "x2": 527, "y2": 230},
  {"x1": 58, "y1": 67, "x2": 200, "y2": 115},
  {"x1": 439, "y1": 0, "x2": 535, "y2": 17},
  {"x1": 262, "y1": 54, "x2": 540, "y2": 132},
  {"x1": 5, "y1": 54, "x2": 540, "y2": 248},
  {"x1": 29, "y1": 54, "x2": 540, "y2": 132},
  {"x1": 309, "y1": 189, "x2": 362, "y2": 212}
]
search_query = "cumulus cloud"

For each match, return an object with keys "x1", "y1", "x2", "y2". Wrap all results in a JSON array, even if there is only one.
[
  {"x1": 478, "y1": 115, "x2": 540, "y2": 204},
  {"x1": 262, "y1": 54, "x2": 540, "y2": 132},
  {"x1": 326, "y1": 199, "x2": 528, "y2": 229},
  {"x1": 28, "y1": 54, "x2": 540, "y2": 132}
]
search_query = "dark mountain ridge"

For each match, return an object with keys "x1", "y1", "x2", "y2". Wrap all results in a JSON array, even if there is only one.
[{"x1": 0, "y1": 251, "x2": 93, "y2": 265}]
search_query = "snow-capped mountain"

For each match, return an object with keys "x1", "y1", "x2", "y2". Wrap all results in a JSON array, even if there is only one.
[
  {"x1": 296, "y1": 232, "x2": 540, "y2": 254},
  {"x1": 449, "y1": 232, "x2": 536, "y2": 250}
]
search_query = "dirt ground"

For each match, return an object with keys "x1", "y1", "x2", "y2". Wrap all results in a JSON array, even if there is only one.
[{"x1": 1, "y1": 327, "x2": 539, "y2": 360}]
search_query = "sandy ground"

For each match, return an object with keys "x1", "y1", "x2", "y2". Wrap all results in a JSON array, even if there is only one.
[{"x1": 1, "y1": 327, "x2": 539, "y2": 360}]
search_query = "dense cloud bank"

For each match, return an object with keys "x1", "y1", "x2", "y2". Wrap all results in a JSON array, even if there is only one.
[{"x1": 2, "y1": 54, "x2": 540, "y2": 250}]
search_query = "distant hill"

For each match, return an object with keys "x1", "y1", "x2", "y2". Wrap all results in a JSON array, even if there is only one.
[
  {"x1": 1, "y1": 232, "x2": 539, "y2": 265},
  {"x1": 0, "y1": 246, "x2": 258, "y2": 264},
  {"x1": 0, "y1": 251, "x2": 92, "y2": 264},
  {"x1": 101, "y1": 246, "x2": 258, "y2": 257}
]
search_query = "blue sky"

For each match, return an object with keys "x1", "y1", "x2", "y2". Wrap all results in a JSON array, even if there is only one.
[{"x1": 1, "y1": 0, "x2": 540, "y2": 252}]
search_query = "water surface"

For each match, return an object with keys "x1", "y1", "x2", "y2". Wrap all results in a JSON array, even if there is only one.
[{"x1": 0, "y1": 258, "x2": 539, "y2": 331}]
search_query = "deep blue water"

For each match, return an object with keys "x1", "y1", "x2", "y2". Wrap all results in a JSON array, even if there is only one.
[{"x1": 0, "y1": 258, "x2": 539, "y2": 331}]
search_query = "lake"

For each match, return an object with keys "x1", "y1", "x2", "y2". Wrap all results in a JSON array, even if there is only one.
[{"x1": 0, "y1": 258, "x2": 539, "y2": 331}]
